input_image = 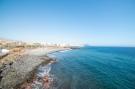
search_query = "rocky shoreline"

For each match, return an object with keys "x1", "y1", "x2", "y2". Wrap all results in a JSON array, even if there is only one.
[
  {"x1": 0, "y1": 54, "x2": 53, "y2": 89},
  {"x1": 0, "y1": 47, "x2": 71, "y2": 89}
]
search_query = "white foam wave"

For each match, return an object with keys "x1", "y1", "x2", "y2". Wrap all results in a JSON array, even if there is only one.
[
  {"x1": 37, "y1": 63, "x2": 52, "y2": 77},
  {"x1": 59, "y1": 49, "x2": 72, "y2": 53}
]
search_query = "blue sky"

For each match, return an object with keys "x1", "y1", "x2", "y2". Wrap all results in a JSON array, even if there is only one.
[{"x1": 0, "y1": 0, "x2": 135, "y2": 46}]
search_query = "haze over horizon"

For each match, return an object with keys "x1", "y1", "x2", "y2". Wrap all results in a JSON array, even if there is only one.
[{"x1": 1, "y1": 0, "x2": 135, "y2": 46}]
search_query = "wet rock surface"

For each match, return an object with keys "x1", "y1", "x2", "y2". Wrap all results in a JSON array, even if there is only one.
[{"x1": 16, "y1": 59, "x2": 57, "y2": 89}]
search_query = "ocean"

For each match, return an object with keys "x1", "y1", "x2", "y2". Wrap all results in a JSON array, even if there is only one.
[{"x1": 48, "y1": 46, "x2": 135, "y2": 89}]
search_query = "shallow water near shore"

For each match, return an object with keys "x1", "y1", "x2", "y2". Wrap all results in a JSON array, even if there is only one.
[{"x1": 47, "y1": 46, "x2": 135, "y2": 89}]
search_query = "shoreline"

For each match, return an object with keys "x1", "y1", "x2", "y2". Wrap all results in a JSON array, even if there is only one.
[
  {"x1": 24, "y1": 47, "x2": 72, "y2": 55},
  {"x1": 0, "y1": 47, "x2": 72, "y2": 89},
  {"x1": 16, "y1": 59, "x2": 55, "y2": 89}
]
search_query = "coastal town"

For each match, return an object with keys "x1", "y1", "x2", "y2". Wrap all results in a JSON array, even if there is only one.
[{"x1": 0, "y1": 38, "x2": 72, "y2": 64}]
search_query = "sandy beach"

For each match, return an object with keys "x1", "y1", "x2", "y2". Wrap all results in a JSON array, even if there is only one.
[{"x1": 24, "y1": 47, "x2": 72, "y2": 55}]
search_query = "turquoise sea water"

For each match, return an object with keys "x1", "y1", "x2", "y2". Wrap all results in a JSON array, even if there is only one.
[{"x1": 49, "y1": 46, "x2": 135, "y2": 89}]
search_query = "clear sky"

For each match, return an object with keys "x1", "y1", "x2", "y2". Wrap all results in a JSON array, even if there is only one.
[{"x1": 0, "y1": 0, "x2": 135, "y2": 46}]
